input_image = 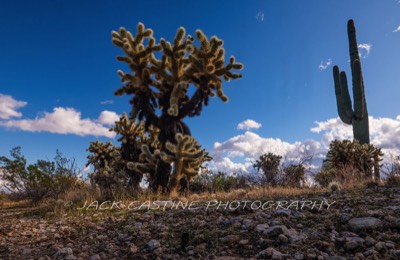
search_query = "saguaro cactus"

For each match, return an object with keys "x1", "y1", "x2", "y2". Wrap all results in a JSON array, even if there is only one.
[{"x1": 333, "y1": 19, "x2": 369, "y2": 144}]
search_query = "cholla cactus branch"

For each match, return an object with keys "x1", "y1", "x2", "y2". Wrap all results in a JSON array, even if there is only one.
[{"x1": 160, "y1": 133, "x2": 212, "y2": 192}]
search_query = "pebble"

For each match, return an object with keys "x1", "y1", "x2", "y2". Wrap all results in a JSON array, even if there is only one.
[
  {"x1": 146, "y1": 239, "x2": 160, "y2": 251},
  {"x1": 348, "y1": 217, "x2": 382, "y2": 230}
]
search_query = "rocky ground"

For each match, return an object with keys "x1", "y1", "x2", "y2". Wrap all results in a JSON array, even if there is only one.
[{"x1": 1, "y1": 186, "x2": 400, "y2": 260}]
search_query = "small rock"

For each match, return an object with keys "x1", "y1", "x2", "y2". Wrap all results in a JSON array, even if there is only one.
[
  {"x1": 255, "y1": 223, "x2": 269, "y2": 233},
  {"x1": 257, "y1": 247, "x2": 286, "y2": 259},
  {"x1": 117, "y1": 233, "x2": 133, "y2": 242},
  {"x1": 375, "y1": 241, "x2": 384, "y2": 251},
  {"x1": 348, "y1": 217, "x2": 382, "y2": 230},
  {"x1": 326, "y1": 256, "x2": 346, "y2": 260},
  {"x1": 220, "y1": 235, "x2": 240, "y2": 243},
  {"x1": 22, "y1": 248, "x2": 32, "y2": 255},
  {"x1": 385, "y1": 206, "x2": 400, "y2": 211},
  {"x1": 146, "y1": 239, "x2": 160, "y2": 251},
  {"x1": 391, "y1": 250, "x2": 400, "y2": 258},
  {"x1": 264, "y1": 225, "x2": 285, "y2": 237},
  {"x1": 53, "y1": 247, "x2": 74, "y2": 257},
  {"x1": 239, "y1": 239, "x2": 249, "y2": 245},
  {"x1": 278, "y1": 234, "x2": 289, "y2": 243},
  {"x1": 294, "y1": 252, "x2": 305, "y2": 260},
  {"x1": 306, "y1": 248, "x2": 318, "y2": 259},
  {"x1": 275, "y1": 209, "x2": 291, "y2": 216},
  {"x1": 196, "y1": 243, "x2": 206, "y2": 250},
  {"x1": 89, "y1": 254, "x2": 101, "y2": 260},
  {"x1": 364, "y1": 236, "x2": 376, "y2": 247},
  {"x1": 345, "y1": 237, "x2": 364, "y2": 251}
]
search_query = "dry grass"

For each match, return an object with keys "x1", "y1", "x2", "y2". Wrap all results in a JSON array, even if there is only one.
[{"x1": 0, "y1": 197, "x2": 32, "y2": 209}]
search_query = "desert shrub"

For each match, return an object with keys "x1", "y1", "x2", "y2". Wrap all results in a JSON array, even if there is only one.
[
  {"x1": 386, "y1": 174, "x2": 400, "y2": 187},
  {"x1": 314, "y1": 168, "x2": 336, "y2": 187},
  {"x1": 253, "y1": 153, "x2": 309, "y2": 188},
  {"x1": 382, "y1": 154, "x2": 400, "y2": 187},
  {"x1": 189, "y1": 170, "x2": 249, "y2": 193},
  {"x1": 282, "y1": 164, "x2": 305, "y2": 188},
  {"x1": 211, "y1": 172, "x2": 238, "y2": 192},
  {"x1": 315, "y1": 163, "x2": 366, "y2": 188},
  {"x1": 0, "y1": 147, "x2": 84, "y2": 202}
]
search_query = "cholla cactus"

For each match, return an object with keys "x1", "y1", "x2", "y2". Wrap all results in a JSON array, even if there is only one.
[
  {"x1": 86, "y1": 141, "x2": 123, "y2": 198},
  {"x1": 325, "y1": 139, "x2": 383, "y2": 180},
  {"x1": 86, "y1": 141, "x2": 121, "y2": 175},
  {"x1": 112, "y1": 23, "x2": 243, "y2": 192},
  {"x1": 253, "y1": 153, "x2": 282, "y2": 186}
]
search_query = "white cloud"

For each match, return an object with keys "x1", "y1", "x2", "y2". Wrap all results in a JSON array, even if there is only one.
[
  {"x1": 393, "y1": 25, "x2": 400, "y2": 33},
  {"x1": 211, "y1": 131, "x2": 323, "y2": 174},
  {"x1": 0, "y1": 94, "x2": 27, "y2": 120},
  {"x1": 100, "y1": 100, "x2": 114, "y2": 105},
  {"x1": 255, "y1": 11, "x2": 265, "y2": 22},
  {"x1": 236, "y1": 119, "x2": 262, "y2": 130},
  {"x1": 210, "y1": 116, "x2": 400, "y2": 174},
  {"x1": 311, "y1": 116, "x2": 400, "y2": 162},
  {"x1": 82, "y1": 165, "x2": 91, "y2": 173},
  {"x1": 318, "y1": 59, "x2": 332, "y2": 71},
  {"x1": 98, "y1": 111, "x2": 120, "y2": 126},
  {"x1": 358, "y1": 43, "x2": 372, "y2": 58},
  {"x1": 0, "y1": 107, "x2": 116, "y2": 138}
]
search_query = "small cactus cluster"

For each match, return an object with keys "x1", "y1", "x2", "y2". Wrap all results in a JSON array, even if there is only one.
[
  {"x1": 128, "y1": 133, "x2": 211, "y2": 193},
  {"x1": 86, "y1": 113, "x2": 159, "y2": 196},
  {"x1": 322, "y1": 139, "x2": 383, "y2": 182},
  {"x1": 86, "y1": 141, "x2": 124, "y2": 198},
  {"x1": 110, "y1": 22, "x2": 242, "y2": 192},
  {"x1": 333, "y1": 19, "x2": 369, "y2": 145}
]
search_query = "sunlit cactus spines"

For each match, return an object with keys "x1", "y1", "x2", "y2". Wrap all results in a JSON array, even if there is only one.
[
  {"x1": 86, "y1": 141, "x2": 123, "y2": 198},
  {"x1": 333, "y1": 19, "x2": 369, "y2": 145},
  {"x1": 325, "y1": 139, "x2": 383, "y2": 180},
  {"x1": 160, "y1": 133, "x2": 212, "y2": 193},
  {"x1": 112, "y1": 22, "x2": 243, "y2": 192}
]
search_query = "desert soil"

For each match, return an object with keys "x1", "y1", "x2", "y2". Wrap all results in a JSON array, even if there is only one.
[{"x1": 1, "y1": 186, "x2": 400, "y2": 259}]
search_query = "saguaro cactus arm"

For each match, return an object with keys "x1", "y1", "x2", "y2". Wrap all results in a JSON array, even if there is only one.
[{"x1": 333, "y1": 66, "x2": 353, "y2": 124}]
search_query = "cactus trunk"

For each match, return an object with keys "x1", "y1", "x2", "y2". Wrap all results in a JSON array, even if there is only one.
[{"x1": 333, "y1": 19, "x2": 370, "y2": 145}]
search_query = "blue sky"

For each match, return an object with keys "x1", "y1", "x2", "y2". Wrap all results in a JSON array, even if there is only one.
[{"x1": 1, "y1": 0, "x2": 400, "y2": 174}]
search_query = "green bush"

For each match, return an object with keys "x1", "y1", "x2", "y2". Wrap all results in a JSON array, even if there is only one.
[
  {"x1": 0, "y1": 147, "x2": 84, "y2": 202},
  {"x1": 189, "y1": 171, "x2": 248, "y2": 193}
]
